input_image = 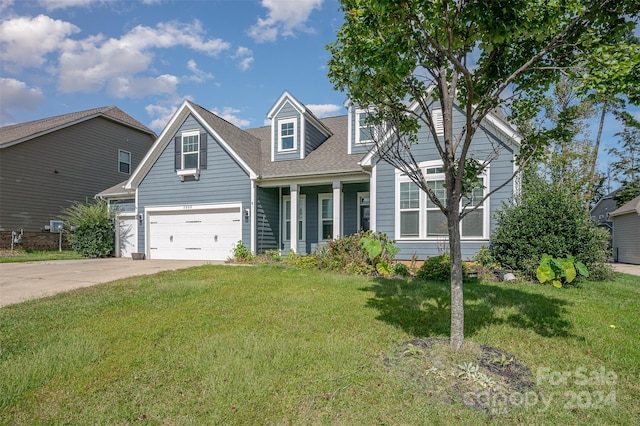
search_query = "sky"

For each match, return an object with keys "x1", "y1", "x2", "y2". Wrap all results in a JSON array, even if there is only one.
[{"x1": 0, "y1": 0, "x2": 637, "y2": 185}]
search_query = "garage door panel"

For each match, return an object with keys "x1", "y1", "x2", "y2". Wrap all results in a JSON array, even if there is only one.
[{"x1": 148, "y1": 207, "x2": 242, "y2": 260}]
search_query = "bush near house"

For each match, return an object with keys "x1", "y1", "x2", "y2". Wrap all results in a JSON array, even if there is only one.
[
  {"x1": 59, "y1": 198, "x2": 115, "y2": 258},
  {"x1": 490, "y1": 176, "x2": 610, "y2": 280}
]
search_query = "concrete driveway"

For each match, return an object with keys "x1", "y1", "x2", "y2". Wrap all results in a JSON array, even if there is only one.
[{"x1": 0, "y1": 258, "x2": 218, "y2": 307}]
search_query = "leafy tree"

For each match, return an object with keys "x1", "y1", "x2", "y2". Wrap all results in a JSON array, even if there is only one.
[
  {"x1": 327, "y1": 0, "x2": 638, "y2": 349},
  {"x1": 60, "y1": 198, "x2": 115, "y2": 258},
  {"x1": 608, "y1": 111, "x2": 640, "y2": 206}
]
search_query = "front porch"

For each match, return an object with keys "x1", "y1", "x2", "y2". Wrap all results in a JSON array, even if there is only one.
[{"x1": 254, "y1": 180, "x2": 370, "y2": 255}]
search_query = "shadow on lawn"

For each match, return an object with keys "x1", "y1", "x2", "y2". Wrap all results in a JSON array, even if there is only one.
[{"x1": 361, "y1": 278, "x2": 573, "y2": 339}]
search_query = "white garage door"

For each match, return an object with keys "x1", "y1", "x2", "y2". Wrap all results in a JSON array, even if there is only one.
[
  {"x1": 117, "y1": 215, "x2": 137, "y2": 258},
  {"x1": 148, "y1": 207, "x2": 242, "y2": 260}
]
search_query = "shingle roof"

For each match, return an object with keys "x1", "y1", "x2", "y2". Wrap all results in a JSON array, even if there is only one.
[
  {"x1": 0, "y1": 106, "x2": 155, "y2": 148},
  {"x1": 245, "y1": 115, "x2": 365, "y2": 180},
  {"x1": 187, "y1": 101, "x2": 263, "y2": 174},
  {"x1": 96, "y1": 180, "x2": 134, "y2": 198},
  {"x1": 610, "y1": 195, "x2": 640, "y2": 218}
]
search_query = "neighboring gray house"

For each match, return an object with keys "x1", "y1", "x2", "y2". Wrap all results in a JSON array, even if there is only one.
[
  {"x1": 590, "y1": 190, "x2": 620, "y2": 231},
  {"x1": 100, "y1": 92, "x2": 520, "y2": 261},
  {"x1": 610, "y1": 195, "x2": 640, "y2": 264},
  {"x1": 0, "y1": 107, "x2": 156, "y2": 232}
]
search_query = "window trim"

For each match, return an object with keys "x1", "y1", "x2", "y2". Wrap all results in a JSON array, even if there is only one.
[
  {"x1": 118, "y1": 149, "x2": 131, "y2": 174},
  {"x1": 394, "y1": 161, "x2": 489, "y2": 240},
  {"x1": 282, "y1": 195, "x2": 306, "y2": 242},
  {"x1": 318, "y1": 193, "x2": 334, "y2": 241},
  {"x1": 278, "y1": 118, "x2": 297, "y2": 152},
  {"x1": 355, "y1": 109, "x2": 374, "y2": 145},
  {"x1": 181, "y1": 130, "x2": 200, "y2": 170}
]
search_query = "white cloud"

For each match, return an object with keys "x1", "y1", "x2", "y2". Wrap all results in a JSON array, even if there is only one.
[
  {"x1": 307, "y1": 103, "x2": 342, "y2": 118},
  {"x1": 0, "y1": 78, "x2": 44, "y2": 124},
  {"x1": 0, "y1": 14, "x2": 79, "y2": 71},
  {"x1": 212, "y1": 107, "x2": 251, "y2": 128},
  {"x1": 145, "y1": 103, "x2": 178, "y2": 133},
  {"x1": 57, "y1": 20, "x2": 230, "y2": 96},
  {"x1": 186, "y1": 59, "x2": 214, "y2": 83},
  {"x1": 248, "y1": 0, "x2": 323, "y2": 43},
  {"x1": 38, "y1": 0, "x2": 101, "y2": 10},
  {"x1": 108, "y1": 74, "x2": 179, "y2": 98},
  {"x1": 233, "y1": 46, "x2": 254, "y2": 71}
]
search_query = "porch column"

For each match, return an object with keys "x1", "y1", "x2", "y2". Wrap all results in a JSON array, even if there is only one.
[
  {"x1": 290, "y1": 183, "x2": 299, "y2": 253},
  {"x1": 332, "y1": 180, "x2": 342, "y2": 239}
]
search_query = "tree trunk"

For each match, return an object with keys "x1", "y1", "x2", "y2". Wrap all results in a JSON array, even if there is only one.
[{"x1": 448, "y1": 200, "x2": 464, "y2": 350}]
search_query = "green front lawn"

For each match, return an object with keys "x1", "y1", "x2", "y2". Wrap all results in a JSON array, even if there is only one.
[{"x1": 1, "y1": 265, "x2": 638, "y2": 425}]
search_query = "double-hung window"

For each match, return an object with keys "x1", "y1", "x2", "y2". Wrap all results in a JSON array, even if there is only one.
[
  {"x1": 396, "y1": 162, "x2": 488, "y2": 239},
  {"x1": 182, "y1": 132, "x2": 199, "y2": 169},
  {"x1": 283, "y1": 195, "x2": 305, "y2": 241},
  {"x1": 318, "y1": 194, "x2": 333, "y2": 241},
  {"x1": 118, "y1": 149, "x2": 131, "y2": 174},
  {"x1": 356, "y1": 110, "x2": 373, "y2": 144},
  {"x1": 279, "y1": 118, "x2": 296, "y2": 151}
]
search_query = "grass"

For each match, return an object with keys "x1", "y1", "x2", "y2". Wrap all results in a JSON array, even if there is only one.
[
  {"x1": 0, "y1": 250, "x2": 83, "y2": 263},
  {"x1": 1, "y1": 265, "x2": 638, "y2": 425}
]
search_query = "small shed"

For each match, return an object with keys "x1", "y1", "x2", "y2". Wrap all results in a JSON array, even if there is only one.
[{"x1": 610, "y1": 195, "x2": 640, "y2": 265}]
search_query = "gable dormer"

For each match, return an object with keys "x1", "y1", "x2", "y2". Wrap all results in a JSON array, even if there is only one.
[
  {"x1": 347, "y1": 104, "x2": 376, "y2": 155},
  {"x1": 267, "y1": 91, "x2": 332, "y2": 162}
]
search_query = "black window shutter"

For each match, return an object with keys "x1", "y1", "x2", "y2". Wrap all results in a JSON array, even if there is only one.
[
  {"x1": 174, "y1": 136, "x2": 181, "y2": 170},
  {"x1": 199, "y1": 133, "x2": 207, "y2": 169}
]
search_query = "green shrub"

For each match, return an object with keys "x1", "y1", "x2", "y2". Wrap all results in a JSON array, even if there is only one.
[
  {"x1": 232, "y1": 240, "x2": 253, "y2": 263},
  {"x1": 391, "y1": 262, "x2": 410, "y2": 277},
  {"x1": 315, "y1": 230, "x2": 398, "y2": 276},
  {"x1": 490, "y1": 175, "x2": 610, "y2": 279},
  {"x1": 60, "y1": 198, "x2": 114, "y2": 258},
  {"x1": 416, "y1": 254, "x2": 468, "y2": 282},
  {"x1": 284, "y1": 250, "x2": 318, "y2": 269}
]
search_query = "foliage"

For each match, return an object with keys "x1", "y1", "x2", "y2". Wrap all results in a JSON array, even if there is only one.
[
  {"x1": 608, "y1": 111, "x2": 640, "y2": 206},
  {"x1": 416, "y1": 254, "x2": 468, "y2": 283},
  {"x1": 285, "y1": 250, "x2": 319, "y2": 269},
  {"x1": 536, "y1": 254, "x2": 589, "y2": 288},
  {"x1": 472, "y1": 246, "x2": 499, "y2": 268},
  {"x1": 316, "y1": 231, "x2": 397, "y2": 276},
  {"x1": 59, "y1": 198, "x2": 114, "y2": 258},
  {"x1": 327, "y1": 0, "x2": 639, "y2": 349},
  {"x1": 391, "y1": 262, "x2": 410, "y2": 277},
  {"x1": 232, "y1": 240, "x2": 253, "y2": 263},
  {"x1": 490, "y1": 175, "x2": 610, "y2": 279}
]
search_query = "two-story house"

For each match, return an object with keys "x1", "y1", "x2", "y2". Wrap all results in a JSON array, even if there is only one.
[{"x1": 99, "y1": 92, "x2": 519, "y2": 261}]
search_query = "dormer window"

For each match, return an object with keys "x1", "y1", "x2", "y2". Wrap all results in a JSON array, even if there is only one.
[
  {"x1": 356, "y1": 110, "x2": 374, "y2": 144},
  {"x1": 278, "y1": 118, "x2": 297, "y2": 151}
]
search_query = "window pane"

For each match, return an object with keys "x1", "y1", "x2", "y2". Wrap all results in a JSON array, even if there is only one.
[
  {"x1": 184, "y1": 152, "x2": 198, "y2": 169},
  {"x1": 400, "y1": 211, "x2": 419, "y2": 237},
  {"x1": 119, "y1": 150, "x2": 130, "y2": 162},
  {"x1": 119, "y1": 162, "x2": 130, "y2": 174},
  {"x1": 321, "y1": 198, "x2": 333, "y2": 219},
  {"x1": 183, "y1": 135, "x2": 198, "y2": 153},
  {"x1": 462, "y1": 209, "x2": 483, "y2": 237},
  {"x1": 426, "y1": 210, "x2": 448, "y2": 236},
  {"x1": 281, "y1": 122, "x2": 294, "y2": 136},
  {"x1": 359, "y1": 127, "x2": 372, "y2": 141},
  {"x1": 426, "y1": 180, "x2": 446, "y2": 208},
  {"x1": 281, "y1": 136, "x2": 294, "y2": 150},
  {"x1": 400, "y1": 182, "x2": 420, "y2": 209},
  {"x1": 322, "y1": 222, "x2": 333, "y2": 240}
]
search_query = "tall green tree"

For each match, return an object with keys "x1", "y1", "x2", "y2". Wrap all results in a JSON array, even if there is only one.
[
  {"x1": 608, "y1": 111, "x2": 640, "y2": 206},
  {"x1": 327, "y1": 0, "x2": 639, "y2": 349}
]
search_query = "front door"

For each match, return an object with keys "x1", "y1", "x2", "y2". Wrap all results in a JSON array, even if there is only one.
[{"x1": 360, "y1": 205, "x2": 370, "y2": 231}]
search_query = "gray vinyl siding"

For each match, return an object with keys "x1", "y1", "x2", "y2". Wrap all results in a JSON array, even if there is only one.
[
  {"x1": 137, "y1": 114, "x2": 252, "y2": 253},
  {"x1": 342, "y1": 182, "x2": 369, "y2": 235},
  {"x1": 304, "y1": 118, "x2": 327, "y2": 156},
  {"x1": 272, "y1": 102, "x2": 301, "y2": 161},
  {"x1": 256, "y1": 186, "x2": 279, "y2": 253},
  {"x1": 374, "y1": 103, "x2": 518, "y2": 261},
  {"x1": 0, "y1": 117, "x2": 153, "y2": 231},
  {"x1": 613, "y1": 214, "x2": 640, "y2": 264}
]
